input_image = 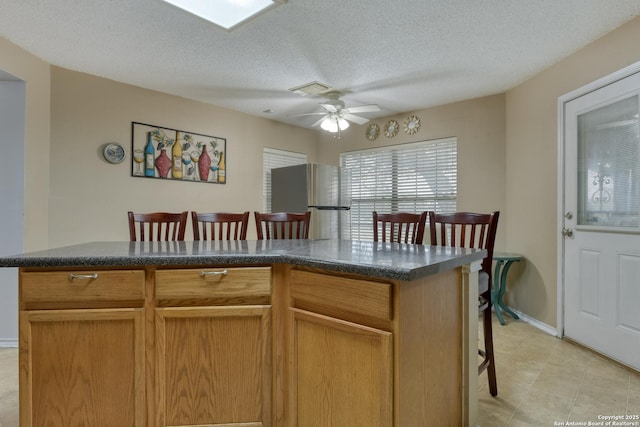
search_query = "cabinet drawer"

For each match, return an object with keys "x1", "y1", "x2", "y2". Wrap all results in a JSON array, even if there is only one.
[
  {"x1": 21, "y1": 270, "x2": 145, "y2": 305},
  {"x1": 290, "y1": 269, "x2": 392, "y2": 323},
  {"x1": 155, "y1": 267, "x2": 271, "y2": 301}
]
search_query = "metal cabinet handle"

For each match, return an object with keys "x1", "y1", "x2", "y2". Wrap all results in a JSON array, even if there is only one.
[
  {"x1": 199, "y1": 269, "x2": 228, "y2": 277},
  {"x1": 68, "y1": 273, "x2": 99, "y2": 280}
]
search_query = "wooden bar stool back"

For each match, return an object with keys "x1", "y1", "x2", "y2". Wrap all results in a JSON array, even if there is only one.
[
  {"x1": 372, "y1": 211, "x2": 428, "y2": 244},
  {"x1": 191, "y1": 211, "x2": 249, "y2": 240},
  {"x1": 127, "y1": 211, "x2": 188, "y2": 241},
  {"x1": 254, "y1": 211, "x2": 311, "y2": 240},
  {"x1": 428, "y1": 210, "x2": 500, "y2": 396}
]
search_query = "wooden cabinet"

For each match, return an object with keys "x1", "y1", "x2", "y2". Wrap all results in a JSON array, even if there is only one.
[
  {"x1": 154, "y1": 267, "x2": 272, "y2": 427},
  {"x1": 19, "y1": 270, "x2": 146, "y2": 427},
  {"x1": 19, "y1": 266, "x2": 272, "y2": 427},
  {"x1": 17, "y1": 261, "x2": 472, "y2": 427},
  {"x1": 288, "y1": 269, "x2": 393, "y2": 427},
  {"x1": 286, "y1": 267, "x2": 468, "y2": 427},
  {"x1": 289, "y1": 309, "x2": 392, "y2": 427}
]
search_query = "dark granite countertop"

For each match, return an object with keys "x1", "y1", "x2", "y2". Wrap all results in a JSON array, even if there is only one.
[{"x1": 0, "y1": 240, "x2": 485, "y2": 281}]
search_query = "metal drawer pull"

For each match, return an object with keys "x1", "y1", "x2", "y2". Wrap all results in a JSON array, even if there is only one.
[
  {"x1": 68, "y1": 273, "x2": 99, "y2": 280},
  {"x1": 200, "y1": 269, "x2": 228, "y2": 277}
]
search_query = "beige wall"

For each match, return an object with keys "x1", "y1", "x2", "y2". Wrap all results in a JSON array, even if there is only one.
[
  {"x1": 0, "y1": 38, "x2": 51, "y2": 251},
  {"x1": 49, "y1": 69, "x2": 508, "y2": 249},
  {"x1": 49, "y1": 67, "x2": 319, "y2": 245},
  {"x1": 505, "y1": 17, "x2": 640, "y2": 327},
  {"x1": 316, "y1": 94, "x2": 508, "y2": 250}
]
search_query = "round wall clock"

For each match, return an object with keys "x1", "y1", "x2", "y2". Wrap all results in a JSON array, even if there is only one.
[
  {"x1": 103, "y1": 143, "x2": 126, "y2": 164},
  {"x1": 366, "y1": 123, "x2": 380, "y2": 141},
  {"x1": 404, "y1": 115, "x2": 421, "y2": 135},
  {"x1": 384, "y1": 120, "x2": 399, "y2": 138}
]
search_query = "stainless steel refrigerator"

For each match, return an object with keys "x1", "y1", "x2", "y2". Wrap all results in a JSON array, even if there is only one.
[{"x1": 271, "y1": 163, "x2": 351, "y2": 239}]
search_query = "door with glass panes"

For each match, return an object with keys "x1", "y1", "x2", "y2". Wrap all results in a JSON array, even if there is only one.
[{"x1": 563, "y1": 69, "x2": 640, "y2": 370}]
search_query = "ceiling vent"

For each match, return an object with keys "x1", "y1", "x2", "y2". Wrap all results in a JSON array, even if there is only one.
[{"x1": 288, "y1": 81, "x2": 332, "y2": 96}]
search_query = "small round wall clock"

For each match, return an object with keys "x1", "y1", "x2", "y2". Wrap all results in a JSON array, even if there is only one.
[
  {"x1": 365, "y1": 123, "x2": 380, "y2": 141},
  {"x1": 404, "y1": 115, "x2": 421, "y2": 135},
  {"x1": 103, "y1": 143, "x2": 126, "y2": 164},
  {"x1": 384, "y1": 120, "x2": 399, "y2": 138}
]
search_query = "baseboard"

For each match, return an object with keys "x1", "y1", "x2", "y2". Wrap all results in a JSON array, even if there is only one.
[
  {"x1": 0, "y1": 339, "x2": 18, "y2": 348},
  {"x1": 500, "y1": 307, "x2": 558, "y2": 337}
]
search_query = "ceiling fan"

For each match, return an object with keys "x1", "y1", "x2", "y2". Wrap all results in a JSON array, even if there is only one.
[{"x1": 297, "y1": 91, "x2": 381, "y2": 136}]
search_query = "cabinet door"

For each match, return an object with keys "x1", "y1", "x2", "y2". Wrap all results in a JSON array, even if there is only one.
[
  {"x1": 289, "y1": 308, "x2": 392, "y2": 427},
  {"x1": 155, "y1": 305, "x2": 271, "y2": 427},
  {"x1": 19, "y1": 308, "x2": 146, "y2": 427}
]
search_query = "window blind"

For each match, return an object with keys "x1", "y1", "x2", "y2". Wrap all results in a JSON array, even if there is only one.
[
  {"x1": 263, "y1": 148, "x2": 307, "y2": 212},
  {"x1": 340, "y1": 137, "x2": 457, "y2": 241}
]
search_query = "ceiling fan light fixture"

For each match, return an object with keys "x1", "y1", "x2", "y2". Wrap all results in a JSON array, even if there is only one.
[
  {"x1": 321, "y1": 117, "x2": 339, "y2": 133},
  {"x1": 320, "y1": 115, "x2": 349, "y2": 133},
  {"x1": 301, "y1": 91, "x2": 376, "y2": 134}
]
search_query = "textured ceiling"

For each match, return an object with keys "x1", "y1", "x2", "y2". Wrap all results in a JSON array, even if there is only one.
[{"x1": 1, "y1": 0, "x2": 639, "y2": 130}]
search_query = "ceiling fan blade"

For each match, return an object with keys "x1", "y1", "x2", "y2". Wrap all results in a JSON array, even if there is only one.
[
  {"x1": 343, "y1": 113, "x2": 370, "y2": 125},
  {"x1": 319, "y1": 103, "x2": 338, "y2": 113},
  {"x1": 311, "y1": 116, "x2": 328, "y2": 127},
  {"x1": 344, "y1": 104, "x2": 381, "y2": 114},
  {"x1": 293, "y1": 112, "x2": 328, "y2": 116}
]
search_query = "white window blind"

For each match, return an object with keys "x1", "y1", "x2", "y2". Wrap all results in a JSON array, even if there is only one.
[
  {"x1": 340, "y1": 137, "x2": 457, "y2": 241},
  {"x1": 263, "y1": 148, "x2": 307, "y2": 212}
]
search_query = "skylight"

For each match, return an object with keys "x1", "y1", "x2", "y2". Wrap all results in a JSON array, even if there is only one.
[{"x1": 162, "y1": 0, "x2": 284, "y2": 31}]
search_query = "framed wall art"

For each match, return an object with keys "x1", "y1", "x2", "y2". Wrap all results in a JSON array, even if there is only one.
[{"x1": 131, "y1": 122, "x2": 226, "y2": 184}]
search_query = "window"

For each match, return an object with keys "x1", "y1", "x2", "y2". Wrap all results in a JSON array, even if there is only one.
[
  {"x1": 340, "y1": 137, "x2": 457, "y2": 240},
  {"x1": 577, "y1": 95, "x2": 640, "y2": 228},
  {"x1": 161, "y1": 0, "x2": 284, "y2": 31},
  {"x1": 263, "y1": 148, "x2": 307, "y2": 212}
]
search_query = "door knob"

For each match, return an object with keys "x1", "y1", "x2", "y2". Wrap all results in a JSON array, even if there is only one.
[{"x1": 562, "y1": 228, "x2": 574, "y2": 238}]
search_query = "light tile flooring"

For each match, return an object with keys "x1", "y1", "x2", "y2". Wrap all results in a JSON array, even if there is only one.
[
  {"x1": 0, "y1": 348, "x2": 17, "y2": 427},
  {"x1": 0, "y1": 316, "x2": 637, "y2": 427},
  {"x1": 478, "y1": 315, "x2": 640, "y2": 426}
]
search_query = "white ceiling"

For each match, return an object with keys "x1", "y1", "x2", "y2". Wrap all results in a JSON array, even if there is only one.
[{"x1": 1, "y1": 0, "x2": 639, "y2": 130}]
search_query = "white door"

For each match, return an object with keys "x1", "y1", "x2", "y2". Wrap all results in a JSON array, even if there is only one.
[{"x1": 563, "y1": 70, "x2": 640, "y2": 370}]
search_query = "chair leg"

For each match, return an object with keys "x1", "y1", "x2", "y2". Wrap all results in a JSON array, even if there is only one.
[{"x1": 482, "y1": 301, "x2": 498, "y2": 396}]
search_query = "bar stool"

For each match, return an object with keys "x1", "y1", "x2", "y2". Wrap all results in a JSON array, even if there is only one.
[
  {"x1": 254, "y1": 211, "x2": 311, "y2": 240},
  {"x1": 127, "y1": 211, "x2": 188, "y2": 241},
  {"x1": 429, "y1": 211, "x2": 500, "y2": 396},
  {"x1": 372, "y1": 211, "x2": 428, "y2": 244},
  {"x1": 191, "y1": 211, "x2": 249, "y2": 240}
]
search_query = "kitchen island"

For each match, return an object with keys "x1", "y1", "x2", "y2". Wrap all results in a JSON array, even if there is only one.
[{"x1": 1, "y1": 239, "x2": 485, "y2": 427}]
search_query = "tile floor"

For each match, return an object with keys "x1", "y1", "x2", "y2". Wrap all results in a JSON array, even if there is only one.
[
  {"x1": 0, "y1": 348, "x2": 17, "y2": 427},
  {"x1": 478, "y1": 315, "x2": 640, "y2": 426},
  {"x1": 0, "y1": 315, "x2": 638, "y2": 426}
]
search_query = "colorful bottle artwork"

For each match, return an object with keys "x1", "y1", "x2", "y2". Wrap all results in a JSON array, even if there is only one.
[
  {"x1": 172, "y1": 131, "x2": 183, "y2": 179},
  {"x1": 217, "y1": 152, "x2": 226, "y2": 183},
  {"x1": 135, "y1": 125, "x2": 226, "y2": 185},
  {"x1": 144, "y1": 132, "x2": 155, "y2": 177},
  {"x1": 198, "y1": 145, "x2": 211, "y2": 181},
  {"x1": 155, "y1": 149, "x2": 172, "y2": 178}
]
